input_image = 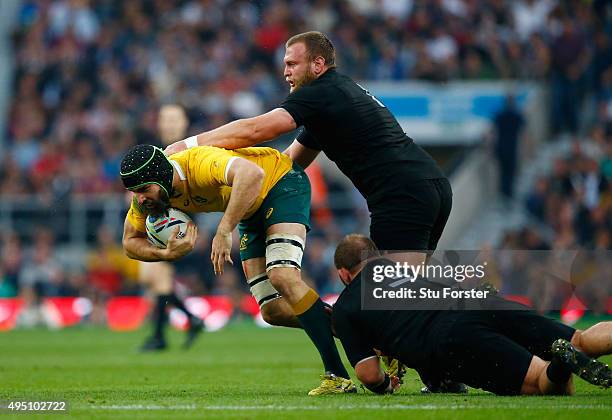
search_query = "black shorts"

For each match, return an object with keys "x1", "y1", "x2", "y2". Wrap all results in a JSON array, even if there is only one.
[
  {"x1": 430, "y1": 311, "x2": 575, "y2": 395},
  {"x1": 369, "y1": 178, "x2": 452, "y2": 251}
]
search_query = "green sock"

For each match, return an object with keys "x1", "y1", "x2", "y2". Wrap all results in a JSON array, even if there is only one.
[{"x1": 296, "y1": 298, "x2": 350, "y2": 378}]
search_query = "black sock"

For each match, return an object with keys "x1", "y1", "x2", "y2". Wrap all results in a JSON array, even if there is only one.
[
  {"x1": 153, "y1": 295, "x2": 168, "y2": 340},
  {"x1": 164, "y1": 293, "x2": 195, "y2": 320},
  {"x1": 297, "y1": 298, "x2": 350, "y2": 378},
  {"x1": 547, "y1": 358, "x2": 572, "y2": 384}
]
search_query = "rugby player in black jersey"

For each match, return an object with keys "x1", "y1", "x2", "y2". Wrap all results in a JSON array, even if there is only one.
[
  {"x1": 165, "y1": 30, "x2": 451, "y2": 264},
  {"x1": 330, "y1": 234, "x2": 612, "y2": 395},
  {"x1": 164, "y1": 30, "x2": 453, "y2": 392}
]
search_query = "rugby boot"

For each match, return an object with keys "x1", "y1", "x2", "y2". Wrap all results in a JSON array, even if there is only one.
[
  {"x1": 551, "y1": 338, "x2": 611, "y2": 388},
  {"x1": 308, "y1": 373, "x2": 357, "y2": 395}
]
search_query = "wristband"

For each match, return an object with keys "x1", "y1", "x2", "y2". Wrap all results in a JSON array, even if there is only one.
[{"x1": 184, "y1": 136, "x2": 198, "y2": 148}]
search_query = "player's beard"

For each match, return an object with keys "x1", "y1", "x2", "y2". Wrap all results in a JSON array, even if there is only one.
[
  {"x1": 290, "y1": 67, "x2": 317, "y2": 93},
  {"x1": 143, "y1": 190, "x2": 171, "y2": 217}
]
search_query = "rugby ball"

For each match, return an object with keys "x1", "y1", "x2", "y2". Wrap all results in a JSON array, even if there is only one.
[{"x1": 145, "y1": 208, "x2": 193, "y2": 248}]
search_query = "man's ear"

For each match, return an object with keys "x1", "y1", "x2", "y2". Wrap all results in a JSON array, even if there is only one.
[
  {"x1": 312, "y1": 56, "x2": 326, "y2": 75},
  {"x1": 338, "y1": 268, "x2": 351, "y2": 285}
]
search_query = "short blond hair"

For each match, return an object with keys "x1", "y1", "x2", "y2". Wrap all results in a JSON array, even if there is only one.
[
  {"x1": 334, "y1": 234, "x2": 379, "y2": 270},
  {"x1": 286, "y1": 31, "x2": 336, "y2": 68}
]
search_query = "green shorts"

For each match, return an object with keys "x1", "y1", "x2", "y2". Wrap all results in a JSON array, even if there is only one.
[{"x1": 238, "y1": 163, "x2": 311, "y2": 261}]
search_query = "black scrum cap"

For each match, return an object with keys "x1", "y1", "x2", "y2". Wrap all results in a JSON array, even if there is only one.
[{"x1": 120, "y1": 145, "x2": 173, "y2": 198}]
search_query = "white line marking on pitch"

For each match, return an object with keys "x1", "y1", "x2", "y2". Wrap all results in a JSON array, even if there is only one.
[
  {"x1": 91, "y1": 405, "x2": 197, "y2": 410},
  {"x1": 90, "y1": 404, "x2": 612, "y2": 411}
]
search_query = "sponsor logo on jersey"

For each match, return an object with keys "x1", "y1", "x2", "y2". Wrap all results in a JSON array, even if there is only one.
[{"x1": 265, "y1": 208, "x2": 274, "y2": 219}]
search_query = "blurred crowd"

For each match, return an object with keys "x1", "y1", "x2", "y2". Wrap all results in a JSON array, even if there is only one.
[
  {"x1": 2, "y1": 0, "x2": 612, "y2": 319},
  {"x1": 3, "y1": 0, "x2": 611, "y2": 197},
  {"x1": 521, "y1": 139, "x2": 612, "y2": 250},
  {"x1": 495, "y1": 132, "x2": 612, "y2": 313}
]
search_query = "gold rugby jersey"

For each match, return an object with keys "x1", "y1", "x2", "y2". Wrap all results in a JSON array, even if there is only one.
[{"x1": 127, "y1": 146, "x2": 292, "y2": 232}]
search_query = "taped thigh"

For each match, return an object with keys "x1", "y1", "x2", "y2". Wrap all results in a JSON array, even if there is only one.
[{"x1": 265, "y1": 233, "x2": 305, "y2": 271}]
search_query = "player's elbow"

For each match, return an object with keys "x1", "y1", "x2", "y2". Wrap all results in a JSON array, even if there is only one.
[
  {"x1": 121, "y1": 236, "x2": 130, "y2": 254},
  {"x1": 122, "y1": 242, "x2": 135, "y2": 259},
  {"x1": 357, "y1": 371, "x2": 383, "y2": 388},
  {"x1": 355, "y1": 363, "x2": 384, "y2": 387},
  {"x1": 283, "y1": 143, "x2": 298, "y2": 161},
  {"x1": 284, "y1": 141, "x2": 318, "y2": 169},
  {"x1": 121, "y1": 237, "x2": 138, "y2": 260}
]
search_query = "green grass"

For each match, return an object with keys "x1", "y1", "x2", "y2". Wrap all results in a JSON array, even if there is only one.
[{"x1": 0, "y1": 319, "x2": 611, "y2": 419}]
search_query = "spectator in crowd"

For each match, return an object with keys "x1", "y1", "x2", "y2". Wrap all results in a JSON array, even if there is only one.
[
  {"x1": 18, "y1": 228, "x2": 65, "y2": 298},
  {"x1": 493, "y1": 94, "x2": 525, "y2": 202},
  {"x1": 549, "y1": 17, "x2": 591, "y2": 135},
  {"x1": 526, "y1": 177, "x2": 549, "y2": 221},
  {"x1": 15, "y1": 228, "x2": 68, "y2": 325}
]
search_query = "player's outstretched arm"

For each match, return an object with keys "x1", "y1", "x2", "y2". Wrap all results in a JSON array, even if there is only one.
[
  {"x1": 164, "y1": 108, "x2": 296, "y2": 155},
  {"x1": 122, "y1": 216, "x2": 197, "y2": 262}
]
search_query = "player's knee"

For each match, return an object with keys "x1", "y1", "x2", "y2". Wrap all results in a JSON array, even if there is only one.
[
  {"x1": 265, "y1": 269, "x2": 283, "y2": 289},
  {"x1": 361, "y1": 371, "x2": 383, "y2": 387},
  {"x1": 260, "y1": 310, "x2": 279, "y2": 326},
  {"x1": 355, "y1": 364, "x2": 384, "y2": 387},
  {"x1": 266, "y1": 268, "x2": 300, "y2": 296},
  {"x1": 260, "y1": 302, "x2": 287, "y2": 326}
]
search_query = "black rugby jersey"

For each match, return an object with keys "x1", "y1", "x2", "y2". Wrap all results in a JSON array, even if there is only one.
[
  {"x1": 331, "y1": 260, "x2": 452, "y2": 371},
  {"x1": 280, "y1": 69, "x2": 444, "y2": 205}
]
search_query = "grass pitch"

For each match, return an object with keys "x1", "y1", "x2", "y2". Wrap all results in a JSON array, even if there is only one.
[{"x1": 1, "y1": 319, "x2": 611, "y2": 419}]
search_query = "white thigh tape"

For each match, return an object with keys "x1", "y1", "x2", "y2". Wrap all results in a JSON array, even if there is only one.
[
  {"x1": 247, "y1": 273, "x2": 281, "y2": 307},
  {"x1": 265, "y1": 233, "x2": 305, "y2": 271}
]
